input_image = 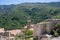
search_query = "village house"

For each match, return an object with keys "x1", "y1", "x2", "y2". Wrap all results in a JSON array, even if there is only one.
[
  {"x1": 0, "y1": 28, "x2": 5, "y2": 36},
  {"x1": 0, "y1": 28, "x2": 5, "y2": 33},
  {"x1": 0, "y1": 28, "x2": 22, "y2": 40},
  {"x1": 23, "y1": 16, "x2": 34, "y2": 31},
  {"x1": 6, "y1": 29, "x2": 22, "y2": 36},
  {"x1": 24, "y1": 24, "x2": 34, "y2": 31}
]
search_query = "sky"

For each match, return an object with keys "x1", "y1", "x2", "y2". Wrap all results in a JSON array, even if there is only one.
[{"x1": 0, "y1": 0, "x2": 60, "y2": 5}]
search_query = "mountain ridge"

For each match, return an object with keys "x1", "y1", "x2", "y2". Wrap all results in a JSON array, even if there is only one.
[{"x1": 0, "y1": 2, "x2": 60, "y2": 30}]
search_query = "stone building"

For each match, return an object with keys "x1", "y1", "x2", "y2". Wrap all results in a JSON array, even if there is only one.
[
  {"x1": 27, "y1": 16, "x2": 31, "y2": 29},
  {"x1": 0, "y1": 28, "x2": 22, "y2": 40},
  {"x1": 24, "y1": 24, "x2": 34, "y2": 31},
  {"x1": 24, "y1": 16, "x2": 34, "y2": 31}
]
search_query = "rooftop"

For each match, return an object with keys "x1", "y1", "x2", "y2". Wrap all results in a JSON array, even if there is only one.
[{"x1": 0, "y1": 28, "x2": 5, "y2": 33}]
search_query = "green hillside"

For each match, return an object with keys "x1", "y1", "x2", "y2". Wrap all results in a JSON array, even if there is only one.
[{"x1": 0, "y1": 2, "x2": 60, "y2": 30}]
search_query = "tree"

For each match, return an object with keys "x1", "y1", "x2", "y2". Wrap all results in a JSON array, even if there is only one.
[{"x1": 24, "y1": 30, "x2": 33, "y2": 36}]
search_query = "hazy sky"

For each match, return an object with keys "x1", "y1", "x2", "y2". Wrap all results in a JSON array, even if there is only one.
[{"x1": 0, "y1": 0, "x2": 60, "y2": 5}]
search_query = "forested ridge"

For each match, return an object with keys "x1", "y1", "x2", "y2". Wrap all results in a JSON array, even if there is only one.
[{"x1": 0, "y1": 2, "x2": 60, "y2": 30}]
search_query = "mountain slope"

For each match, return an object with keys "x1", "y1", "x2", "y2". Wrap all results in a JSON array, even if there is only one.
[{"x1": 0, "y1": 2, "x2": 60, "y2": 30}]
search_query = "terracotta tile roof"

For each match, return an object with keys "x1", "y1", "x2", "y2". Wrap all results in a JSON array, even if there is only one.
[
  {"x1": 7, "y1": 29, "x2": 22, "y2": 35},
  {"x1": 0, "y1": 28, "x2": 5, "y2": 33}
]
